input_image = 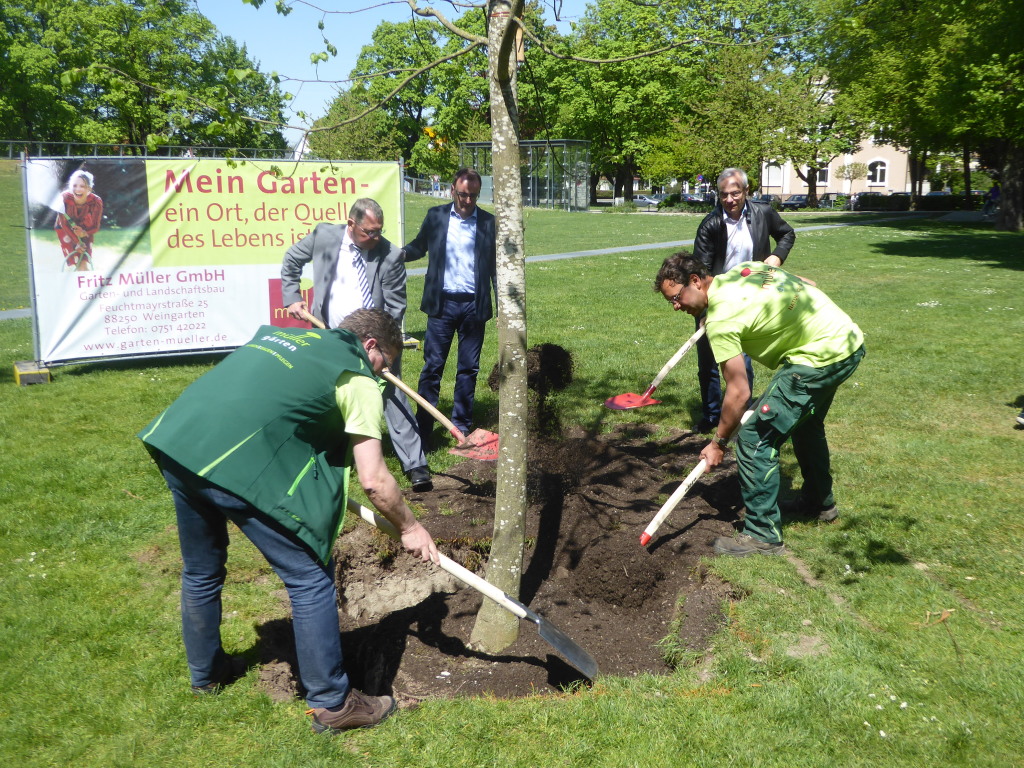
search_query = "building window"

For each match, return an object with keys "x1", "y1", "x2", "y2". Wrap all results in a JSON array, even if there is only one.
[
  {"x1": 801, "y1": 166, "x2": 829, "y2": 186},
  {"x1": 868, "y1": 161, "x2": 887, "y2": 185},
  {"x1": 764, "y1": 163, "x2": 783, "y2": 187}
]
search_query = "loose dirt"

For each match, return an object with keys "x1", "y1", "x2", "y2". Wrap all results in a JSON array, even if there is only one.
[{"x1": 255, "y1": 347, "x2": 745, "y2": 703}]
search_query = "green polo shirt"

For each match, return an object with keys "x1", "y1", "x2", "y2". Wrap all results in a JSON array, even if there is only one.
[{"x1": 706, "y1": 262, "x2": 863, "y2": 369}]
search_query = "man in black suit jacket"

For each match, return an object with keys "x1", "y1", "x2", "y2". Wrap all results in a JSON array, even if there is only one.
[
  {"x1": 281, "y1": 198, "x2": 432, "y2": 491},
  {"x1": 403, "y1": 168, "x2": 497, "y2": 440},
  {"x1": 690, "y1": 167, "x2": 796, "y2": 433}
]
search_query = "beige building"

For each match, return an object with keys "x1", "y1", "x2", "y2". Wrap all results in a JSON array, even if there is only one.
[{"x1": 759, "y1": 140, "x2": 912, "y2": 197}]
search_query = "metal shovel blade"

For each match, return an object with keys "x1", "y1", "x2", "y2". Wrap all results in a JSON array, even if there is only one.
[
  {"x1": 450, "y1": 428, "x2": 500, "y2": 461},
  {"x1": 604, "y1": 392, "x2": 661, "y2": 410},
  {"x1": 527, "y1": 609, "x2": 599, "y2": 681},
  {"x1": 349, "y1": 499, "x2": 598, "y2": 681}
]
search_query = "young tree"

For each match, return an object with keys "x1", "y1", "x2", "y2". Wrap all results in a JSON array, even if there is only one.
[{"x1": 468, "y1": 0, "x2": 528, "y2": 652}]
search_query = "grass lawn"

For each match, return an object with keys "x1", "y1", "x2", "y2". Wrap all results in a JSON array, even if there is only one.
[{"x1": 1, "y1": 158, "x2": 1023, "y2": 766}]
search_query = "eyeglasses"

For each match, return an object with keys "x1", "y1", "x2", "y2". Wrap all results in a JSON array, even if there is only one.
[
  {"x1": 668, "y1": 286, "x2": 684, "y2": 306},
  {"x1": 352, "y1": 221, "x2": 383, "y2": 238},
  {"x1": 374, "y1": 343, "x2": 393, "y2": 371},
  {"x1": 719, "y1": 190, "x2": 745, "y2": 200},
  {"x1": 454, "y1": 191, "x2": 479, "y2": 201}
]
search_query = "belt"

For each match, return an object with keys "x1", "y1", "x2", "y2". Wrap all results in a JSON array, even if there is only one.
[{"x1": 442, "y1": 291, "x2": 476, "y2": 301}]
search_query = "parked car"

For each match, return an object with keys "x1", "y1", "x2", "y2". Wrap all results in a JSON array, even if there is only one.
[
  {"x1": 780, "y1": 194, "x2": 809, "y2": 210},
  {"x1": 925, "y1": 190, "x2": 950, "y2": 196},
  {"x1": 751, "y1": 193, "x2": 782, "y2": 206},
  {"x1": 632, "y1": 194, "x2": 660, "y2": 206},
  {"x1": 679, "y1": 193, "x2": 705, "y2": 203}
]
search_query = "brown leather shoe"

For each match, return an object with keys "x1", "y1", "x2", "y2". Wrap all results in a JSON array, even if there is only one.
[{"x1": 308, "y1": 689, "x2": 397, "y2": 734}]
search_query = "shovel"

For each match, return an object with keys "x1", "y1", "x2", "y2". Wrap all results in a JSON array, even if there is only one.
[
  {"x1": 380, "y1": 369, "x2": 500, "y2": 462},
  {"x1": 348, "y1": 498, "x2": 599, "y2": 681},
  {"x1": 639, "y1": 408, "x2": 754, "y2": 547},
  {"x1": 605, "y1": 325, "x2": 706, "y2": 410},
  {"x1": 299, "y1": 311, "x2": 499, "y2": 461}
]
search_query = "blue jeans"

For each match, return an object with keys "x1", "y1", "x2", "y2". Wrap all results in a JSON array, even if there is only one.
[
  {"x1": 696, "y1": 317, "x2": 754, "y2": 423},
  {"x1": 159, "y1": 455, "x2": 349, "y2": 709},
  {"x1": 417, "y1": 293, "x2": 486, "y2": 436}
]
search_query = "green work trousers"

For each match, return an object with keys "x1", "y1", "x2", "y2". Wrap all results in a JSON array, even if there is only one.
[{"x1": 735, "y1": 346, "x2": 865, "y2": 545}]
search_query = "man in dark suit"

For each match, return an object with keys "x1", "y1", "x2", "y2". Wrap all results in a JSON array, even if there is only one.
[
  {"x1": 281, "y1": 198, "x2": 432, "y2": 491},
  {"x1": 403, "y1": 168, "x2": 497, "y2": 441},
  {"x1": 690, "y1": 167, "x2": 796, "y2": 433}
]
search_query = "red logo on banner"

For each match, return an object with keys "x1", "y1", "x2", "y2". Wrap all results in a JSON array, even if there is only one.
[{"x1": 267, "y1": 279, "x2": 315, "y2": 328}]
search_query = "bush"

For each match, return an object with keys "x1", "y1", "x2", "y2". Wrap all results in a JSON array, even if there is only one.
[
  {"x1": 657, "y1": 193, "x2": 713, "y2": 214},
  {"x1": 913, "y1": 194, "x2": 978, "y2": 211}
]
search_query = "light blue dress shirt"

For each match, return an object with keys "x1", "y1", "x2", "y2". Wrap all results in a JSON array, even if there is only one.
[{"x1": 442, "y1": 206, "x2": 478, "y2": 293}]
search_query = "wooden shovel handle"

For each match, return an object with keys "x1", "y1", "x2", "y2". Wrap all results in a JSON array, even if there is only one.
[
  {"x1": 298, "y1": 310, "x2": 468, "y2": 443},
  {"x1": 380, "y1": 369, "x2": 467, "y2": 443}
]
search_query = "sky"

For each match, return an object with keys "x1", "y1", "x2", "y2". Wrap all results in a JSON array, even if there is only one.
[{"x1": 193, "y1": 0, "x2": 589, "y2": 146}]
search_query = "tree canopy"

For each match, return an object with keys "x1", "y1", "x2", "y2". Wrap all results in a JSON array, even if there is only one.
[{"x1": 0, "y1": 0, "x2": 287, "y2": 151}]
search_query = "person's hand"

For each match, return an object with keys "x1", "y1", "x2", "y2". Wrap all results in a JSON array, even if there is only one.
[
  {"x1": 764, "y1": 254, "x2": 782, "y2": 267},
  {"x1": 699, "y1": 441, "x2": 725, "y2": 469},
  {"x1": 400, "y1": 520, "x2": 439, "y2": 563},
  {"x1": 286, "y1": 301, "x2": 308, "y2": 319}
]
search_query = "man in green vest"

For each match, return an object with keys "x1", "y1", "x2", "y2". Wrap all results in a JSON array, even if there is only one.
[
  {"x1": 655, "y1": 254, "x2": 865, "y2": 557},
  {"x1": 139, "y1": 309, "x2": 438, "y2": 734}
]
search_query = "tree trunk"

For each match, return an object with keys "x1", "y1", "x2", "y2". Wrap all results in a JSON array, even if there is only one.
[
  {"x1": 470, "y1": 0, "x2": 527, "y2": 653},
  {"x1": 622, "y1": 158, "x2": 636, "y2": 200},
  {"x1": 962, "y1": 143, "x2": 972, "y2": 210},
  {"x1": 996, "y1": 142, "x2": 1023, "y2": 232},
  {"x1": 807, "y1": 166, "x2": 819, "y2": 207}
]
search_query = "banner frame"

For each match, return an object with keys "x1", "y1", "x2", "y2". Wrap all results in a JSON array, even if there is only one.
[{"x1": 22, "y1": 155, "x2": 407, "y2": 369}]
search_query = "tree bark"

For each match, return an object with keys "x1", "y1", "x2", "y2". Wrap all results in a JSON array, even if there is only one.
[
  {"x1": 470, "y1": 0, "x2": 527, "y2": 653},
  {"x1": 962, "y1": 143, "x2": 972, "y2": 210},
  {"x1": 996, "y1": 142, "x2": 1023, "y2": 232}
]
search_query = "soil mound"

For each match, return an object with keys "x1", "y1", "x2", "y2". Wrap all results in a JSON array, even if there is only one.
[{"x1": 256, "y1": 423, "x2": 744, "y2": 702}]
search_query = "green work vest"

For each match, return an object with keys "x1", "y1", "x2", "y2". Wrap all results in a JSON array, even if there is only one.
[{"x1": 139, "y1": 326, "x2": 376, "y2": 563}]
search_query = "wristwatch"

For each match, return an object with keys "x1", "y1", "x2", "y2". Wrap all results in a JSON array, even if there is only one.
[{"x1": 714, "y1": 435, "x2": 729, "y2": 449}]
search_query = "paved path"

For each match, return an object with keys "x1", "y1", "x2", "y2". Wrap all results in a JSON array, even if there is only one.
[{"x1": 0, "y1": 212, "x2": 950, "y2": 321}]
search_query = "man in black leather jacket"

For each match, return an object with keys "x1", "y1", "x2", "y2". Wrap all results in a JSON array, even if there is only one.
[{"x1": 690, "y1": 168, "x2": 796, "y2": 432}]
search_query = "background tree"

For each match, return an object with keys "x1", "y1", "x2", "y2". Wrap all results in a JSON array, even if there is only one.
[
  {"x1": 836, "y1": 162, "x2": 867, "y2": 186},
  {"x1": 0, "y1": 1, "x2": 79, "y2": 141},
  {"x1": 0, "y1": 0, "x2": 287, "y2": 151},
  {"x1": 824, "y1": 0, "x2": 1023, "y2": 230},
  {"x1": 306, "y1": 84, "x2": 405, "y2": 162},
  {"x1": 544, "y1": 0, "x2": 694, "y2": 202}
]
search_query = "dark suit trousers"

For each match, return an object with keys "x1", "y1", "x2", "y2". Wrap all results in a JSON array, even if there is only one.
[
  {"x1": 696, "y1": 316, "x2": 754, "y2": 423},
  {"x1": 417, "y1": 293, "x2": 485, "y2": 437}
]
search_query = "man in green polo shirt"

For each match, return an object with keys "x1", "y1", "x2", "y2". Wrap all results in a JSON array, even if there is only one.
[
  {"x1": 139, "y1": 309, "x2": 438, "y2": 734},
  {"x1": 655, "y1": 254, "x2": 865, "y2": 557}
]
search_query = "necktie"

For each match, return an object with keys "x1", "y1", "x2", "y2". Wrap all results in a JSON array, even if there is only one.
[{"x1": 351, "y1": 245, "x2": 374, "y2": 309}]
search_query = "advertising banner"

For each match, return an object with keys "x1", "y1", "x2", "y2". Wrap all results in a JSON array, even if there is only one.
[{"x1": 23, "y1": 157, "x2": 403, "y2": 365}]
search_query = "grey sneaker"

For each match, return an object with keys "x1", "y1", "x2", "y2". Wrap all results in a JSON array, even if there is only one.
[
  {"x1": 309, "y1": 689, "x2": 397, "y2": 734},
  {"x1": 1017, "y1": 410, "x2": 1024, "y2": 427},
  {"x1": 713, "y1": 533, "x2": 785, "y2": 557},
  {"x1": 780, "y1": 496, "x2": 839, "y2": 522}
]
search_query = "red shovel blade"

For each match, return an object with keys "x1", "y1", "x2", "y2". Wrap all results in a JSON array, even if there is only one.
[
  {"x1": 449, "y1": 428, "x2": 500, "y2": 461},
  {"x1": 604, "y1": 392, "x2": 661, "y2": 410}
]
